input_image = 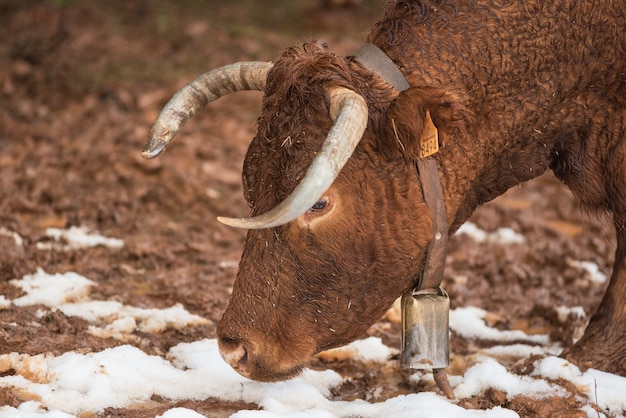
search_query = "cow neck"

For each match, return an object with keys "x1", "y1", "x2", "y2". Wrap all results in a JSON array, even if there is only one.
[{"x1": 351, "y1": 43, "x2": 448, "y2": 291}]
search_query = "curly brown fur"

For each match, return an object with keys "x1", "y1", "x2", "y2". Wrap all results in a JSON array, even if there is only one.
[
  {"x1": 243, "y1": 41, "x2": 398, "y2": 212},
  {"x1": 215, "y1": 0, "x2": 626, "y2": 380}
]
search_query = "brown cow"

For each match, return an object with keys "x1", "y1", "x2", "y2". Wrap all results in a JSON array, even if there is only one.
[{"x1": 143, "y1": 0, "x2": 626, "y2": 382}]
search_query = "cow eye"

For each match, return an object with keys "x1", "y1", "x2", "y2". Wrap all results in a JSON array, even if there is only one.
[
  {"x1": 311, "y1": 198, "x2": 328, "y2": 211},
  {"x1": 302, "y1": 196, "x2": 333, "y2": 224}
]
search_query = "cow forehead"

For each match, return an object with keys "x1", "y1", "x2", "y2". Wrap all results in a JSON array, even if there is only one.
[
  {"x1": 241, "y1": 42, "x2": 363, "y2": 212},
  {"x1": 242, "y1": 87, "x2": 334, "y2": 213}
]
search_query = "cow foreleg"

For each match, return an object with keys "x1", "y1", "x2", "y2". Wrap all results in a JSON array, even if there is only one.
[{"x1": 562, "y1": 222, "x2": 626, "y2": 376}]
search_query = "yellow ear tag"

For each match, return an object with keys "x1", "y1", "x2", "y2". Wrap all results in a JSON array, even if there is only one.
[{"x1": 419, "y1": 110, "x2": 439, "y2": 158}]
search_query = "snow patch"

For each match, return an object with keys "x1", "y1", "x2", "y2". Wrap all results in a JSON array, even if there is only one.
[
  {"x1": 566, "y1": 259, "x2": 607, "y2": 284},
  {"x1": 157, "y1": 408, "x2": 207, "y2": 418},
  {"x1": 36, "y1": 226, "x2": 124, "y2": 251},
  {"x1": 6, "y1": 270, "x2": 209, "y2": 336},
  {"x1": 0, "y1": 295, "x2": 11, "y2": 310},
  {"x1": 450, "y1": 306, "x2": 549, "y2": 345},
  {"x1": 481, "y1": 343, "x2": 554, "y2": 358},
  {"x1": 61, "y1": 301, "x2": 209, "y2": 333},
  {"x1": 555, "y1": 305, "x2": 586, "y2": 323},
  {"x1": 0, "y1": 339, "x2": 521, "y2": 417},
  {"x1": 534, "y1": 356, "x2": 626, "y2": 412},
  {"x1": 2, "y1": 271, "x2": 626, "y2": 417},
  {"x1": 318, "y1": 336, "x2": 398, "y2": 363},
  {"x1": 456, "y1": 222, "x2": 525, "y2": 245},
  {"x1": 0, "y1": 226, "x2": 24, "y2": 247},
  {"x1": 454, "y1": 358, "x2": 561, "y2": 399},
  {"x1": 0, "y1": 340, "x2": 342, "y2": 415},
  {"x1": 10, "y1": 269, "x2": 95, "y2": 307}
]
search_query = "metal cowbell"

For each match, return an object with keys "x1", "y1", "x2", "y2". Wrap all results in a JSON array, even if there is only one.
[{"x1": 401, "y1": 287, "x2": 450, "y2": 369}]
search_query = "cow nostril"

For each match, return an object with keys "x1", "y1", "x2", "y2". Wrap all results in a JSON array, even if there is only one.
[
  {"x1": 239, "y1": 345, "x2": 248, "y2": 366},
  {"x1": 220, "y1": 336, "x2": 239, "y2": 349},
  {"x1": 218, "y1": 336, "x2": 250, "y2": 374}
]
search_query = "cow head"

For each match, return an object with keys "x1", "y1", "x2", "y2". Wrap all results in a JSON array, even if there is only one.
[{"x1": 143, "y1": 41, "x2": 462, "y2": 381}]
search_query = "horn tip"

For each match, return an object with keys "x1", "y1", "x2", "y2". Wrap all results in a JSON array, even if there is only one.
[
  {"x1": 140, "y1": 149, "x2": 158, "y2": 159},
  {"x1": 141, "y1": 136, "x2": 169, "y2": 159},
  {"x1": 217, "y1": 216, "x2": 247, "y2": 229}
]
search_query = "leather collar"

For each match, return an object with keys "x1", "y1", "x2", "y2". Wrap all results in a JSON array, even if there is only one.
[
  {"x1": 351, "y1": 43, "x2": 410, "y2": 91},
  {"x1": 351, "y1": 43, "x2": 448, "y2": 291}
]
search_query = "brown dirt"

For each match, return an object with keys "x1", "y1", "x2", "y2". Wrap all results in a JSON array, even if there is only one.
[{"x1": 0, "y1": 1, "x2": 620, "y2": 417}]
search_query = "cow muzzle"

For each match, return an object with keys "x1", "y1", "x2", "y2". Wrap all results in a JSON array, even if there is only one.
[
  {"x1": 217, "y1": 336, "x2": 251, "y2": 378},
  {"x1": 217, "y1": 332, "x2": 309, "y2": 382}
]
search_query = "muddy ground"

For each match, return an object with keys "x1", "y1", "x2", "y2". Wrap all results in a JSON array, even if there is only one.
[{"x1": 0, "y1": 1, "x2": 619, "y2": 417}]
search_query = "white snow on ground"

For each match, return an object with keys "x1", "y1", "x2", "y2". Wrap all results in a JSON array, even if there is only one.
[
  {"x1": 534, "y1": 356, "x2": 626, "y2": 413},
  {"x1": 0, "y1": 296, "x2": 11, "y2": 310},
  {"x1": 10, "y1": 269, "x2": 96, "y2": 307},
  {"x1": 1, "y1": 327, "x2": 625, "y2": 417},
  {"x1": 555, "y1": 305, "x2": 587, "y2": 323},
  {"x1": 0, "y1": 338, "x2": 514, "y2": 418},
  {"x1": 566, "y1": 258, "x2": 607, "y2": 284},
  {"x1": 5, "y1": 269, "x2": 209, "y2": 337},
  {"x1": 456, "y1": 222, "x2": 525, "y2": 245},
  {"x1": 453, "y1": 358, "x2": 560, "y2": 399},
  {"x1": 1, "y1": 234, "x2": 625, "y2": 417},
  {"x1": 318, "y1": 336, "x2": 399, "y2": 363},
  {"x1": 0, "y1": 227, "x2": 24, "y2": 248},
  {"x1": 35, "y1": 226, "x2": 124, "y2": 251},
  {"x1": 450, "y1": 307, "x2": 550, "y2": 345}
]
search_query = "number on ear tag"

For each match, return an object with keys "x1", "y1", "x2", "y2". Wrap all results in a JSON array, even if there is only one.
[{"x1": 419, "y1": 110, "x2": 439, "y2": 159}]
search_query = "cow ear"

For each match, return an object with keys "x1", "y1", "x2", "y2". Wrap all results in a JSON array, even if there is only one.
[{"x1": 382, "y1": 87, "x2": 471, "y2": 161}]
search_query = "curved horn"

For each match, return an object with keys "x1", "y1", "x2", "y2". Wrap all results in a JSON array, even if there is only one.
[
  {"x1": 141, "y1": 61, "x2": 274, "y2": 159},
  {"x1": 217, "y1": 87, "x2": 368, "y2": 229}
]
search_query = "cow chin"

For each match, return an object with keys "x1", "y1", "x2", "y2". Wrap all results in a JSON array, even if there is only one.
[{"x1": 217, "y1": 330, "x2": 314, "y2": 382}]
